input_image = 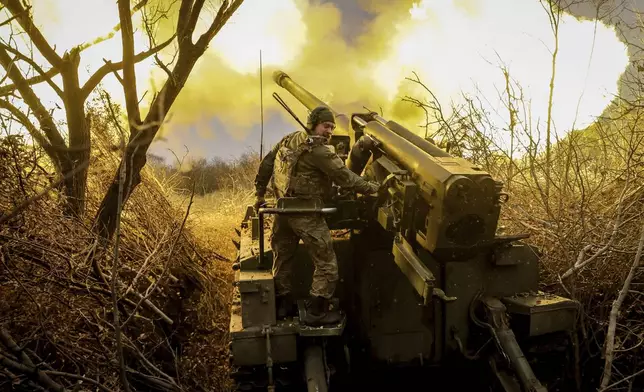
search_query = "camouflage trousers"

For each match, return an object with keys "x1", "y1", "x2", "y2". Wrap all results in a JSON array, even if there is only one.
[{"x1": 270, "y1": 214, "x2": 338, "y2": 299}]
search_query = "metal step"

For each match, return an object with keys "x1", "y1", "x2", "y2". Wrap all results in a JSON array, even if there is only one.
[{"x1": 296, "y1": 299, "x2": 346, "y2": 337}]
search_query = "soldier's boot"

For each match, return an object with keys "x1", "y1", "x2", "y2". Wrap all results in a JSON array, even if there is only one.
[
  {"x1": 301, "y1": 296, "x2": 341, "y2": 326},
  {"x1": 276, "y1": 293, "x2": 296, "y2": 319}
]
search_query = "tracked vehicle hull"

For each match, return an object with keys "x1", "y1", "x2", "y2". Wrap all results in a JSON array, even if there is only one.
[{"x1": 228, "y1": 206, "x2": 578, "y2": 391}]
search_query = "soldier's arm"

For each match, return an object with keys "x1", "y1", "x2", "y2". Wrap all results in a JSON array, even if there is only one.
[
  {"x1": 309, "y1": 145, "x2": 378, "y2": 194},
  {"x1": 254, "y1": 143, "x2": 280, "y2": 197}
]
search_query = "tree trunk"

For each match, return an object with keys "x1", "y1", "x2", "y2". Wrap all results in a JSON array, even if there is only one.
[
  {"x1": 93, "y1": 50, "x2": 200, "y2": 239},
  {"x1": 93, "y1": 140, "x2": 146, "y2": 239},
  {"x1": 60, "y1": 49, "x2": 91, "y2": 217},
  {"x1": 93, "y1": 0, "x2": 244, "y2": 240}
]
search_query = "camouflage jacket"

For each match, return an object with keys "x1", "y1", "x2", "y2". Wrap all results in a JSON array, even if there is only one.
[{"x1": 254, "y1": 130, "x2": 375, "y2": 200}]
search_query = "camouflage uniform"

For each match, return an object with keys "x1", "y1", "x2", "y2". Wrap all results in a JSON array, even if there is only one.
[{"x1": 254, "y1": 109, "x2": 378, "y2": 302}]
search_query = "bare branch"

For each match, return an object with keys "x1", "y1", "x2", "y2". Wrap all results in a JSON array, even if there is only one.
[
  {"x1": 141, "y1": 1, "x2": 177, "y2": 82},
  {"x1": 117, "y1": 0, "x2": 142, "y2": 128},
  {"x1": 0, "y1": 46, "x2": 66, "y2": 152},
  {"x1": 539, "y1": 0, "x2": 562, "y2": 203},
  {"x1": 0, "y1": 0, "x2": 150, "y2": 97},
  {"x1": 0, "y1": 41, "x2": 64, "y2": 97},
  {"x1": 0, "y1": 158, "x2": 92, "y2": 225},
  {"x1": 599, "y1": 367, "x2": 644, "y2": 392},
  {"x1": 0, "y1": 3, "x2": 27, "y2": 28},
  {"x1": 0, "y1": 353, "x2": 64, "y2": 392},
  {"x1": 0, "y1": 66, "x2": 59, "y2": 96},
  {"x1": 184, "y1": 0, "x2": 206, "y2": 42},
  {"x1": 560, "y1": 177, "x2": 642, "y2": 279},
  {"x1": 0, "y1": 0, "x2": 63, "y2": 68},
  {"x1": 0, "y1": 98, "x2": 53, "y2": 152},
  {"x1": 41, "y1": 371, "x2": 114, "y2": 392},
  {"x1": 111, "y1": 138, "x2": 132, "y2": 392},
  {"x1": 121, "y1": 183, "x2": 194, "y2": 329},
  {"x1": 81, "y1": 34, "x2": 176, "y2": 100},
  {"x1": 600, "y1": 222, "x2": 644, "y2": 389},
  {"x1": 0, "y1": 325, "x2": 64, "y2": 392},
  {"x1": 196, "y1": 0, "x2": 244, "y2": 49},
  {"x1": 176, "y1": 0, "x2": 194, "y2": 43}
]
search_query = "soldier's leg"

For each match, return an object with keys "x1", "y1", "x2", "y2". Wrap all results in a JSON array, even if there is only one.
[
  {"x1": 289, "y1": 214, "x2": 338, "y2": 299},
  {"x1": 270, "y1": 215, "x2": 298, "y2": 317},
  {"x1": 289, "y1": 214, "x2": 340, "y2": 325}
]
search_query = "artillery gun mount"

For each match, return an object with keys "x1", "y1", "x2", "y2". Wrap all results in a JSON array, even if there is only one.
[{"x1": 227, "y1": 71, "x2": 580, "y2": 391}]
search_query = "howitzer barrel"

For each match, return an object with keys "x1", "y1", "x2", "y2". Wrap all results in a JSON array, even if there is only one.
[
  {"x1": 273, "y1": 70, "x2": 426, "y2": 175},
  {"x1": 364, "y1": 118, "x2": 501, "y2": 250},
  {"x1": 273, "y1": 70, "x2": 351, "y2": 138},
  {"x1": 361, "y1": 120, "x2": 486, "y2": 202},
  {"x1": 273, "y1": 71, "x2": 328, "y2": 112},
  {"x1": 371, "y1": 114, "x2": 451, "y2": 158},
  {"x1": 272, "y1": 69, "x2": 488, "y2": 189},
  {"x1": 273, "y1": 70, "x2": 450, "y2": 160}
]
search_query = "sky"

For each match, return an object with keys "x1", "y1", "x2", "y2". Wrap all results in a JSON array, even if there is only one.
[
  {"x1": 0, "y1": 0, "x2": 636, "y2": 166},
  {"x1": 148, "y1": 0, "x2": 380, "y2": 163},
  {"x1": 144, "y1": 0, "x2": 633, "y2": 165}
]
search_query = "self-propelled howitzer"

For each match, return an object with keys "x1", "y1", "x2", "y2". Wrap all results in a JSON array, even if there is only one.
[
  {"x1": 227, "y1": 70, "x2": 580, "y2": 392},
  {"x1": 273, "y1": 70, "x2": 503, "y2": 257}
]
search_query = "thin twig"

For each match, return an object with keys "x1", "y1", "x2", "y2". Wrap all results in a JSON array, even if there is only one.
[
  {"x1": 0, "y1": 330, "x2": 64, "y2": 392},
  {"x1": 0, "y1": 158, "x2": 92, "y2": 225},
  {"x1": 599, "y1": 220, "x2": 644, "y2": 389},
  {"x1": 121, "y1": 183, "x2": 195, "y2": 328},
  {"x1": 560, "y1": 179, "x2": 636, "y2": 279},
  {"x1": 0, "y1": 353, "x2": 64, "y2": 392},
  {"x1": 42, "y1": 370, "x2": 114, "y2": 392}
]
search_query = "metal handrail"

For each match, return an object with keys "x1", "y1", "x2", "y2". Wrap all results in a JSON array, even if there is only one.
[{"x1": 257, "y1": 207, "x2": 338, "y2": 269}]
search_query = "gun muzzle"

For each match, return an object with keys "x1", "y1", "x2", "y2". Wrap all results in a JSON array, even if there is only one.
[{"x1": 273, "y1": 69, "x2": 351, "y2": 139}]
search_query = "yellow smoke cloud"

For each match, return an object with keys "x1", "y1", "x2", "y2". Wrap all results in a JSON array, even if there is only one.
[
  {"x1": 210, "y1": 0, "x2": 307, "y2": 73},
  {"x1": 0, "y1": 0, "x2": 630, "y2": 157},
  {"x1": 369, "y1": 0, "x2": 629, "y2": 150},
  {"x1": 161, "y1": 0, "x2": 369, "y2": 138},
  {"x1": 162, "y1": 0, "x2": 398, "y2": 140},
  {"x1": 161, "y1": 0, "x2": 629, "y2": 154}
]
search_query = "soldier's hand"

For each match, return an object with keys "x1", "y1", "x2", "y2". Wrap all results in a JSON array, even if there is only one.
[
  {"x1": 367, "y1": 182, "x2": 380, "y2": 195},
  {"x1": 254, "y1": 196, "x2": 267, "y2": 212}
]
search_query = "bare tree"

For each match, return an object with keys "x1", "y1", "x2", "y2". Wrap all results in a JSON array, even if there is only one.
[
  {"x1": 401, "y1": 71, "x2": 473, "y2": 157},
  {"x1": 0, "y1": 0, "x2": 174, "y2": 216},
  {"x1": 93, "y1": 0, "x2": 244, "y2": 240}
]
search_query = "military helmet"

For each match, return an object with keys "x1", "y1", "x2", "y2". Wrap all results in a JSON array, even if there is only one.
[{"x1": 307, "y1": 106, "x2": 335, "y2": 132}]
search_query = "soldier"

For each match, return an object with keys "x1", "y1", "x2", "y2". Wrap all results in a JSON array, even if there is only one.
[{"x1": 254, "y1": 106, "x2": 379, "y2": 326}]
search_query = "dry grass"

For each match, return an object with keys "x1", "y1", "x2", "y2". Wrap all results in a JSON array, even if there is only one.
[
  {"x1": 177, "y1": 188, "x2": 255, "y2": 263},
  {"x1": 0, "y1": 115, "x2": 253, "y2": 391}
]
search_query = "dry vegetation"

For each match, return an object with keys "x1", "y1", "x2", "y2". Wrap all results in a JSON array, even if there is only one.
[
  {"x1": 0, "y1": 103, "x2": 254, "y2": 391},
  {"x1": 499, "y1": 114, "x2": 644, "y2": 391},
  {"x1": 151, "y1": 150, "x2": 258, "y2": 263},
  {"x1": 0, "y1": 0, "x2": 248, "y2": 389}
]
